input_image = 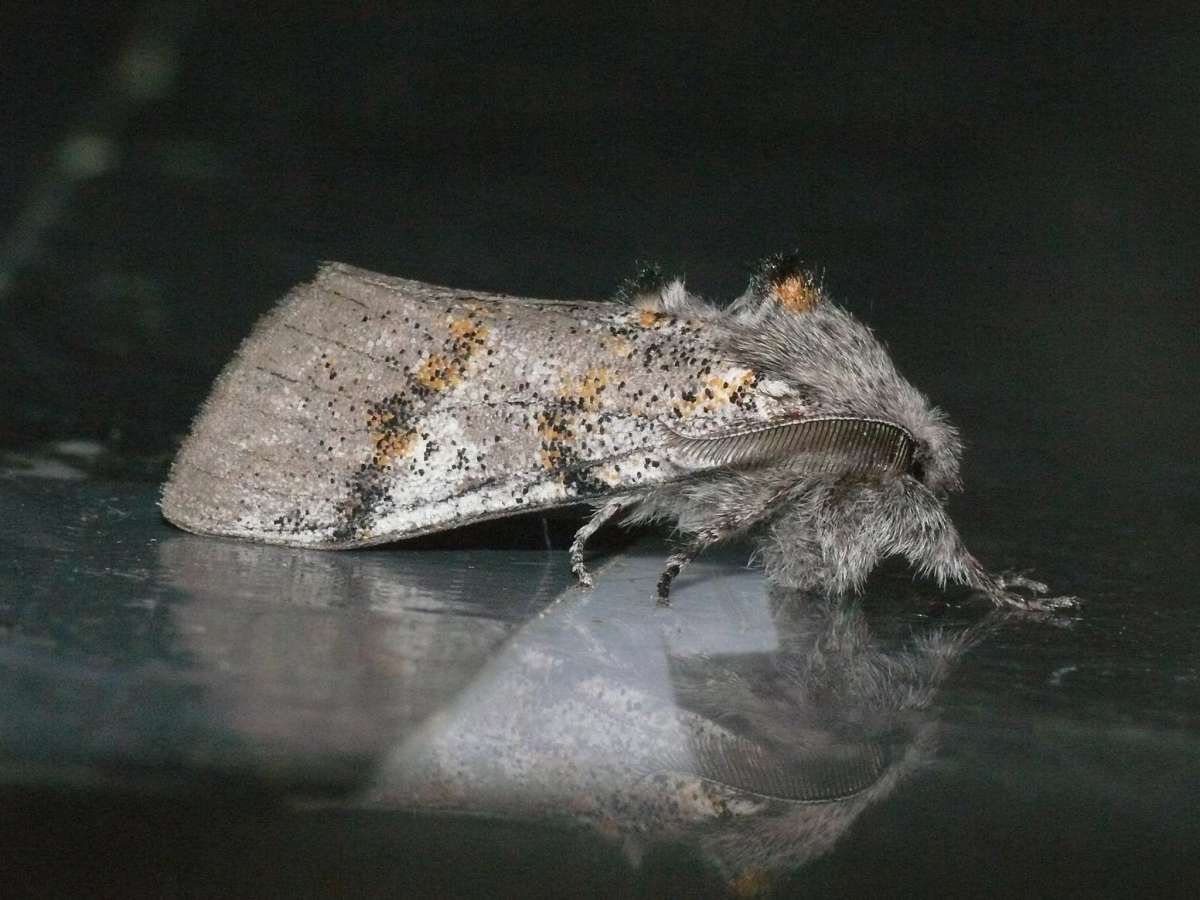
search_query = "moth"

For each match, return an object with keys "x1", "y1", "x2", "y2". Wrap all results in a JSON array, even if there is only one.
[{"x1": 162, "y1": 255, "x2": 1074, "y2": 611}]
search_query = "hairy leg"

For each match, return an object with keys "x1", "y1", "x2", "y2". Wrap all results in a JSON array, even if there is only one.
[
  {"x1": 655, "y1": 499, "x2": 790, "y2": 605},
  {"x1": 654, "y1": 522, "x2": 748, "y2": 605},
  {"x1": 634, "y1": 472, "x2": 799, "y2": 604},
  {"x1": 656, "y1": 540, "x2": 702, "y2": 605},
  {"x1": 857, "y1": 479, "x2": 1078, "y2": 611},
  {"x1": 569, "y1": 498, "x2": 630, "y2": 588},
  {"x1": 763, "y1": 478, "x2": 1076, "y2": 611}
]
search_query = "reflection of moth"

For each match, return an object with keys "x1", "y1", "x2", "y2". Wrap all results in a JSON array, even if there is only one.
[
  {"x1": 162, "y1": 253, "x2": 1071, "y2": 610},
  {"x1": 363, "y1": 582, "x2": 992, "y2": 890}
]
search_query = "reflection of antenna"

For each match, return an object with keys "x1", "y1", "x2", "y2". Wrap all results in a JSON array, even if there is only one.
[{"x1": 660, "y1": 721, "x2": 893, "y2": 804}]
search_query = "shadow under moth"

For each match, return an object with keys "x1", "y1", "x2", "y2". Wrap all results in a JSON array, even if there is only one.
[{"x1": 162, "y1": 254, "x2": 1074, "y2": 612}]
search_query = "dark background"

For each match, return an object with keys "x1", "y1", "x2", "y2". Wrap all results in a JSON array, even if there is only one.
[
  {"x1": 1, "y1": 3, "x2": 1197, "y2": 898},
  {"x1": 4, "y1": 3, "x2": 1195, "y2": 486}
]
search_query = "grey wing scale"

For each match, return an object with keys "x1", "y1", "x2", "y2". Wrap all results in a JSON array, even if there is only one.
[{"x1": 665, "y1": 417, "x2": 916, "y2": 477}]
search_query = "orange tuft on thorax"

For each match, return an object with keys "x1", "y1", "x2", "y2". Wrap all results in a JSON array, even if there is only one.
[{"x1": 773, "y1": 273, "x2": 821, "y2": 312}]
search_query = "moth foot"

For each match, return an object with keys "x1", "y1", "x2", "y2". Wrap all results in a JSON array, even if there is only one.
[
  {"x1": 572, "y1": 562, "x2": 595, "y2": 589},
  {"x1": 655, "y1": 574, "x2": 675, "y2": 607},
  {"x1": 1034, "y1": 594, "x2": 1081, "y2": 611},
  {"x1": 989, "y1": 588, "x2": 1080, "y2": 613},
  {"x1": 997, "y1": 571, "x2": 1049, "y2": 594},
  {"x1": 981, "y1": 569, "x2": 1080, "y2": 613},
  {"x1": 655, "y1": 560, "x2": 684, "y2": 606}
]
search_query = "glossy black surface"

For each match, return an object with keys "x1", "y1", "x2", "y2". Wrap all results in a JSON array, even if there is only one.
[{"x1": 2, "y1": 5, "x2": 1196, "y2": 898}]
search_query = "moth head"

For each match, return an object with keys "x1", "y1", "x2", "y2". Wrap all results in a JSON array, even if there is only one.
[{"x1": 909, "y1": 408, "x2": 963, "y2": 497}]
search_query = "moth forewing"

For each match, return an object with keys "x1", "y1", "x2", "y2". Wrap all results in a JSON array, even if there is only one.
[{"x1": 162, "y1": 263, "x2": 792, "y2": 549}]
